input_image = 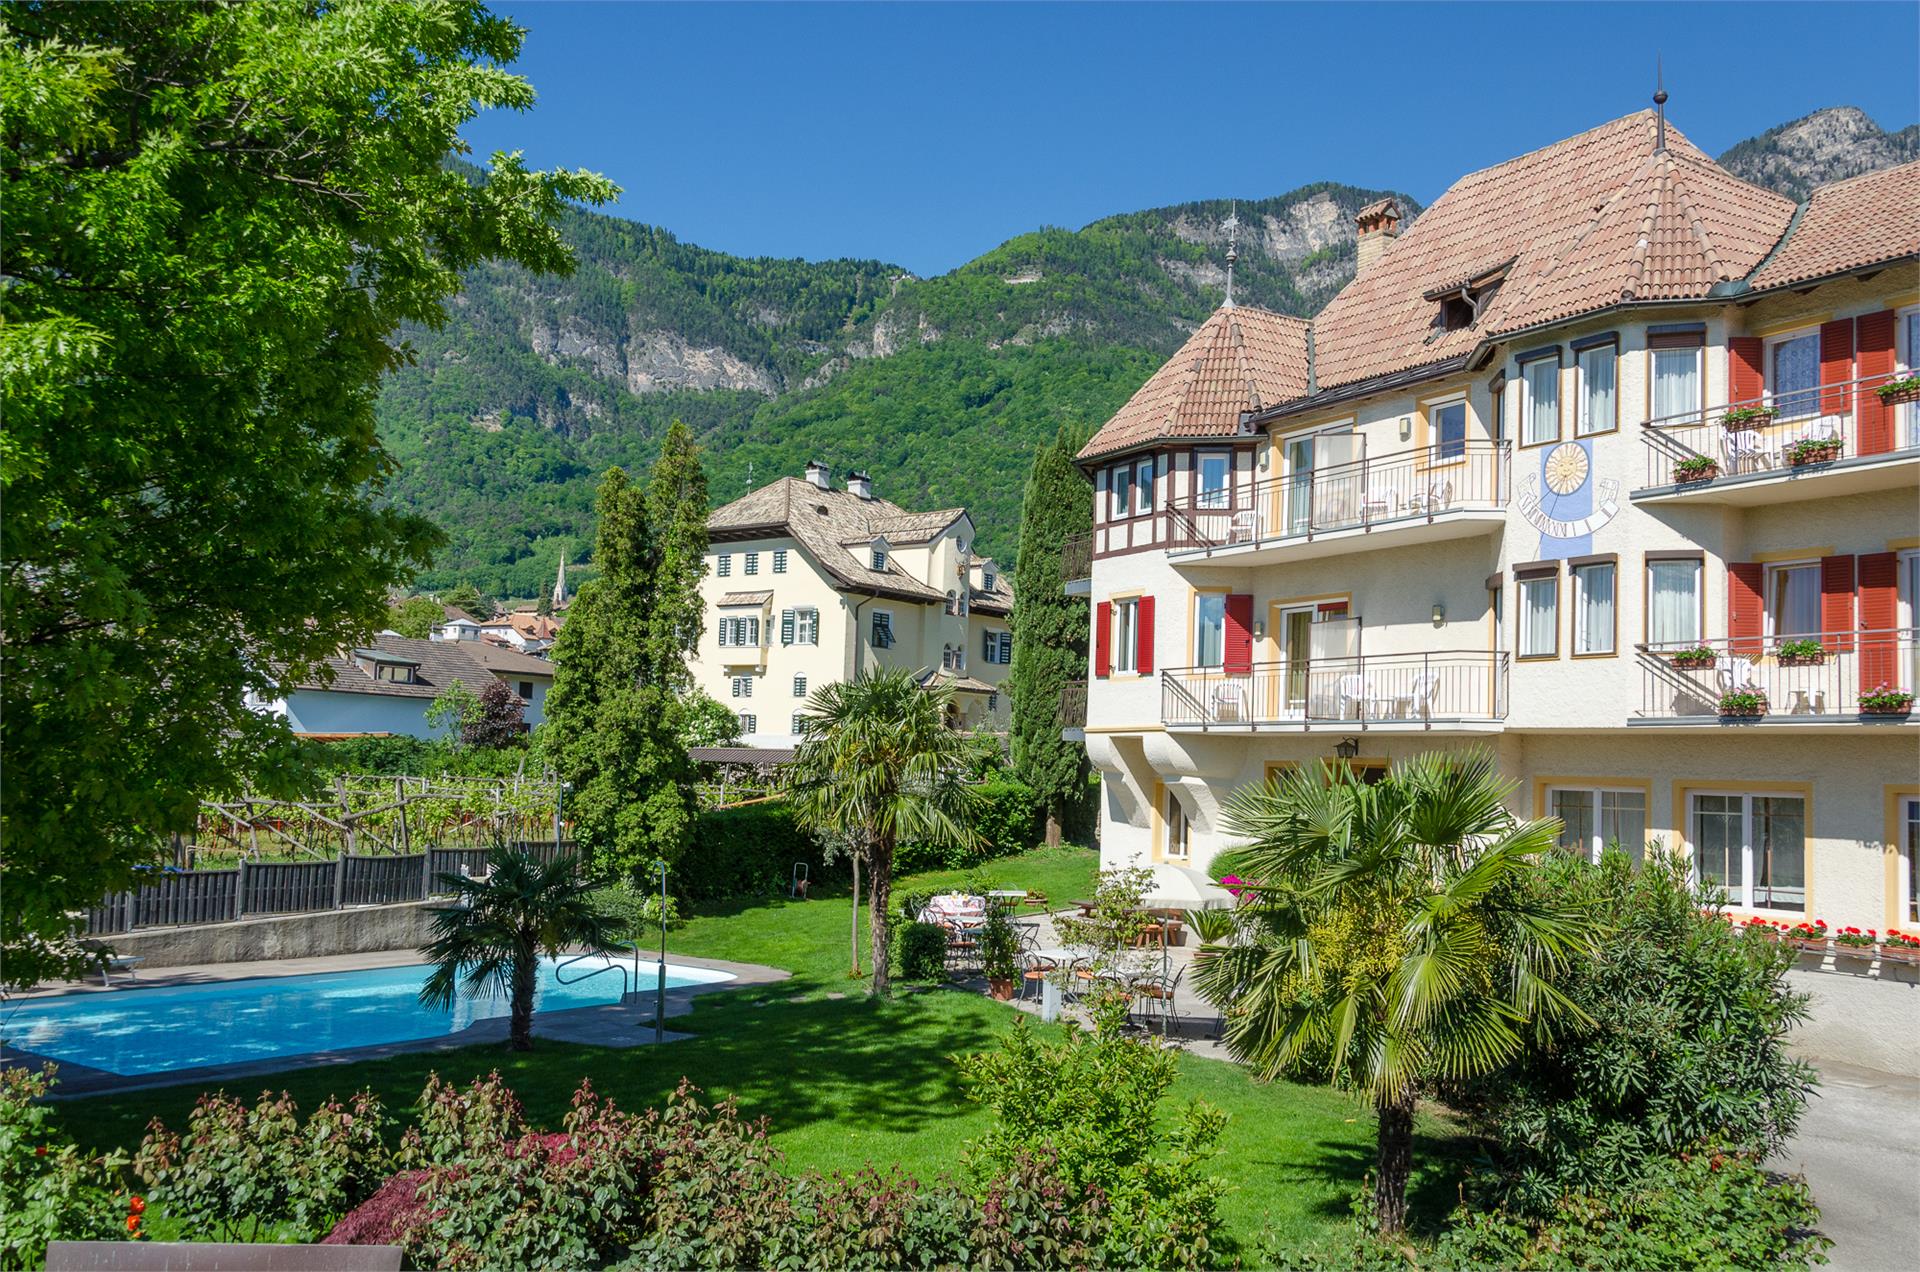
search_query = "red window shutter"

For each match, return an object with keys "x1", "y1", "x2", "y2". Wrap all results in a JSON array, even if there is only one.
[
  {"x1": 1819, "y1": 318, "x2": 1854, "y2": 415},
  {"x1": 1855, "y1": 310, "x2": 1897, "y2": 455},
  {"x1": 1223, "y1": 593, "x2": 1254, "y2": 675},
  {"x1": 1137, "y1": 596, "x2": 1155, "y2": 676},
  {"x1": 1858, "y1": 552, "x2": 1899, "y2": 694},
  {"x1": 1728, "y1": 336, "x2": 1765, "y2": 406},
  {"x1": 1820, "y1": 554, "x2": 1856, "y2": 651},
  {"x1": 1094, "y1": 601, "x2": 1112, "y2": 679},
  {"x1": 1727, "y1": 562, "x2": 1764, "y2": 656}
]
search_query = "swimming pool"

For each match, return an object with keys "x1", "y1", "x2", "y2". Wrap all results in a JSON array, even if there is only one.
[{"x1": 0, "y1": 956, "x2": 734, "y2": 1076}]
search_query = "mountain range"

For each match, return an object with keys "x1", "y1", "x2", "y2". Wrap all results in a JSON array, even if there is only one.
[{"x1": 380, "y1": 106, "x2": 1918, "y2": 596}]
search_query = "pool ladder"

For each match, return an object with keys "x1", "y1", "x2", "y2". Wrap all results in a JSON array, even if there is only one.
[{"x1": 553, "y1": 948, "x2": 642, "y2": 1002}]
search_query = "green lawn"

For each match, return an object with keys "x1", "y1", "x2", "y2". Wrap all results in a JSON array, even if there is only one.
[{"x1": 52, "y1": 846, "x2": 1473, "y2": 1253}]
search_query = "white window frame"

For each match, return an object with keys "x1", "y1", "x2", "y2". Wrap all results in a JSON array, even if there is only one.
[
  {"x1": 1764, "y1": 326, "x2": 1822, "y2": 421},
  {"x1": 1429, "y1": 397, "x2": 1469, "y2": 462},
  {"x1": 1763, "y1": 560, "x2": 1821, "y2": 640},
  {"x1": 1646, "y1": 557, "x2": 1703, "y2": 648},
  {"x1": 1903, "y1": 794, "x2": 1920, "y2": 925},
  {"x1": 1195, "y1": 450, "x2": 1232, "y2": 508},
  {"x1": 1547, "y1": 785, "x2": 1648, "y2": 863},
  {"x1": 1900, "y1": 305, "x2": 1920, "y2": 448},
  {"x1": 1520, "y1": 354, "x2": 1561, "y2": 446},
  {"x1": 773, "y1": 549, "x2": 788, "y2": 574},
  {"x1": 1688, "y1": 790, "x2": 1807, "y2": 913},
  {"x1": 1517, "y1": 574, "x2": 1558, "y2": 659},
  {"x1": 1900, "y1": 548, "x2": 1920, "y2": 693},
  {"x1": 1650, "y1": 343, "x2": 1703, "y2": 422},
  {"x1": 1575, "y1": 342, "x2": 1617, "y2": 437},
  {"x1": 1109, "y1": 463, "x2": 1132, "y2": 519},
  {"x1": 1133, "y1": 457, "x2": 1155, "y2": 514},
  {"x1": 1193, "y1": 593, "x2": 1226, "y2": 669},
  {"x1": 731, "y1": 675, "x2": 753, "y2": 699},
  {"x1": 1164, "y1": 789, "x2": 1191, "y2": 862},
  {"x1": 1113, "y1": 598, "x2": 1139, "y2": 674},
  {"x1": 794, "y1": 607, "x2": 817, "y2": 646},
  {"x1": 1571, "y1": 560, "x2": 1616, "y2": 655}
]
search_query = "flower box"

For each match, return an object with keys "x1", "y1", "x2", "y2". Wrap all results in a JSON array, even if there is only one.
[
  {"x1": 1833, "y1": 926, "x2": 1879, "y2": 957},
  {"x1": 1860, "y1": 684, "x2": 1915, "y2": 716},
  {"x1": 1774, "y1": 639, "x2": 1826, "y2": 667},
  {"x1": 1668, "y1": 647, "x2": 1716, "y2": 669},
  {"x1": 1718, "y1": 691, "x2": 1768, "y2": 718},
  {"x1": 1720, "y1": 405, "x2": 1779, "y2": 429},
  {"x1": 1786, "y1": 438, "x2": 1842, "y2": 466},
  {"x1": 1674, "y1": 457, "x2": 1720, "y2": 484},
  {"x1": 1874, "y1": 376, "x2": 1920, "y2": 405}
]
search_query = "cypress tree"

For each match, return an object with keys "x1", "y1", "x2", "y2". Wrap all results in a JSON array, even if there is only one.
[
  {"x1": 643, "y1": 420, "x2": 710, "y2": 692},
  {"x1": 1007, "y1": 430, "x2": 1093, "y2": 846}
]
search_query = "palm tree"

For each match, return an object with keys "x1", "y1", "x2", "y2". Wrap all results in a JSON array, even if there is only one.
[
  {"x1": 419, "y1": 847, "x2": 619, "y2": 1051},
  {"x1": 786, "y1": 668, "x2": 979, "y2": 997},
  {"x1": 1192, "y1": 751, "x2": 1597, "y2": 1235}
]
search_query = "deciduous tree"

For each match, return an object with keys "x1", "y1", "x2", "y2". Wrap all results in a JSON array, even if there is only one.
[
  {"x1": 1008, "y1": 430, "x2": 1093, "y2": 845},
  {"x1": 0, "y1": 0, "x2": 614, "y2": 984}
]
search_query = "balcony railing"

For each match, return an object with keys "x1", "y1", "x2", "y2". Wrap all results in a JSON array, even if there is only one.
[
  {"x1": 1167, "y1": 440, "x2": 1510, "y2": 552},
  {"x1": 1061, "y1": 531, "x2": 1093, "y2": 585},
  {"x1": 1634, "y1": 628, "x2": 1917, "y2": 721},
  {"x1": 1638, "y1": 369, "x2": 1919, "y2": 489},
  {"x1": 1058, "y1": 680, "x2": 1088, "y2": 731},
  {"x1": 1161, "y1": 650, "x2": 1509, "y2": 728}
]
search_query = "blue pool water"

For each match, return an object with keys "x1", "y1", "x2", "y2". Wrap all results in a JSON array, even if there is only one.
[{"x1": 1, "y1": 956, "x2": 733, "y2": 1076}]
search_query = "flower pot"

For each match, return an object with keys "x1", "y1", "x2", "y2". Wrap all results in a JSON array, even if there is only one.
[
  {"x1": 987, "y1": 977, "x2": 1016, "y2": 1001},
  {"x1": 1862, "y1": 702, "x2": 1914, "y2": 716},
  {"x1": 1788, "y1": 444, "x2": 1842, "y2": 467},
  {"x1": 1675, "y1": 463, "x2": 1720, "y2": 484},
  {"x1": 1833, "y1": 943, "x2": 1878, "y2": 960},
  {"x1": 1670, "y1": 654, "x2": 1715, "y2": 670},
  {"x1": 1777, "y1": 654, "x2": 1826, "y2": 667},
  {"x1": 1719, "y1": 703, "x2": 1768, "y2": 718},
  {"x1": 1878, "y1": 385, "x2": 1920, "y2": 405}
]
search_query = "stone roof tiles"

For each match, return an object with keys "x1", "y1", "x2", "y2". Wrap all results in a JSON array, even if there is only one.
[
  {"x1": 1746, "y1": 160, "x2": 1920, "y2": 292},
  {"x1": 1076, "y1": 304, "x2": 1310, "y2": 461},
  {"x1": 707, "y1": 477, "x2": 953, "y2": 604}
]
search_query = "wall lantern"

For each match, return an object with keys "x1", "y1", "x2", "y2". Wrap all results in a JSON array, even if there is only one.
[
  {"x1": 1334, "y1": 737, "x2": 1362, "y2": 761},
  {"x1": 1432, "y1": 603, "x2": 1446, "y2": 628},
  {"x1": 1399, "y1": 415, "x2": 1413, "y2": 441},
  {"x1": 1252, "y1": 620, "x2": 1266, "y2": 640}
]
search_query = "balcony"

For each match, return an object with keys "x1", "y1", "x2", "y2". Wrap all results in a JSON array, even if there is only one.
[
  {"x1": 1636, "y1": 371, "x2": 1920, "y2": 504},
  {"x1": 1166, "y1": 441, "x2": 1510, "y2": 567},
  {"x1": 1059, "y1": 679, "x2": 1088, "y2": 742},
  {"x1": 1062, "y1": 531, "x2": 1092, "y2": 596},
  {"x1": 1161, "y1": 650, "x2": 1508, "y2": 732},
  {"x1": 1633, "y1": 629, "x2": 1918, "y2": 727}
]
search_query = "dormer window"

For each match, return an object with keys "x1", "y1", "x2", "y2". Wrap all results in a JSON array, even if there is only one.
[
  {"x1": 1422, "y1": 259, "x2": 1513, "y2": 338},
  {"x1": 374, "y1": 662, "x2": 418, "y2": 684},
  {"x1": 983, "y1": 569, "x2": 995, "y2": 591},
  {"x1": 871, "y1": 548, "x2": 887, "y2": 571}
]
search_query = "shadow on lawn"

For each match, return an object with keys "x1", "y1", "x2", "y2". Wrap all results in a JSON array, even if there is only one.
[{"x1": 1285, "y1": 1130, "x2": 1482, "y2": 1238}]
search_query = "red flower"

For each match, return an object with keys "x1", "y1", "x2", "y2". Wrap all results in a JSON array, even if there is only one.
[
  {"x1": 129, "y1": 1196, "x2": 145, "y2": 1215},
  {"x1": 126, "y1": 1216, "x2": 140, "y2": 1232},
  {"x1": 34, "y1": 1145, "x2": 47, "y2": 1157}
]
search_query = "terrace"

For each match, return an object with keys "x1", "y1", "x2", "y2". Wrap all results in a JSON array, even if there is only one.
[
  {"x1": 1632, "y1": 628, "x2": 1919, "y2": 726},
  {"x1": 1160, "y1": 649, "x2": 1509, "y2": 732},
  {"x1": 1635, "y1": 369, "x2": 1920, "y2": 504},
  {"x1": 1164, "y1": 440, "x2": 1510, "y2": 568}
]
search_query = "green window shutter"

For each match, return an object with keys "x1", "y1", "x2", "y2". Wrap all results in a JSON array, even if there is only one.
[{"x1": 781, "y1": 609, "x2": 795, "y2": 645}]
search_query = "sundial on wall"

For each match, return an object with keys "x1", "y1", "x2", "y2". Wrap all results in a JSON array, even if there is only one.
[{"x1": 1518, "y1": 440, "x2": 1620, "y2": 541}]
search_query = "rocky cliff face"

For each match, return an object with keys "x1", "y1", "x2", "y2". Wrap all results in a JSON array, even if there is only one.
[{"x1": 1717, "y1": 106, "x2": 1920, "y2": 201}]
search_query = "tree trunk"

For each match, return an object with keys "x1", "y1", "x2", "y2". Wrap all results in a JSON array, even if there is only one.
[
  {"x1": 868, "y1": 837, "x2": 894, "y2": 997},
  {"x1": 1044, "y1": 811, "x2": 1062, "y2": 848},
  {"x1": 849, "y1": 852, "x2": 863, "y2": 977},
  {"x1": 1373, "y1": 1088, "x2": 1417, "y2": 1236},
  {"x1": 508, "y1": 944, "x2": 538, "y2": 1052}
]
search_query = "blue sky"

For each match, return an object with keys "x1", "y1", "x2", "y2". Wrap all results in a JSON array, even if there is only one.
[{"x1": 465, "y1": 2, "x2": 1919, "y2": 276}]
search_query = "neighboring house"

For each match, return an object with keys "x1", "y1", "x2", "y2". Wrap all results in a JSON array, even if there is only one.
[
  {"x1": 255, "y1": 633, "x2": 555, "y2": 738},
  {"x1": 1072, "y1": 104, "x2": 1920, "y2": 935},
  {"x1": 432, "y1": 608, "x2": 560, "y2": 654},
  {"x1": 690, "y1": 462, "x2": 1016, "y2": 746}
]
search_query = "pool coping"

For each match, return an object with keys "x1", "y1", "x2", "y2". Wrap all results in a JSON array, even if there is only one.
[{"x1": 1, "y1": 950, "x2": 789, "y2": 1099}]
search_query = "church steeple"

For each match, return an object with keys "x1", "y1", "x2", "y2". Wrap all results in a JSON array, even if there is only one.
[
  {"x1": 551, "y1": 549, "x2": 568, "y2": 610},
  {"x1": 1223, "y1": 200, "x2": 1240, "y2": 309}
]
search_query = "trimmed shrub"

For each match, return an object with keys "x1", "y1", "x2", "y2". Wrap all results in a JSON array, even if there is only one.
[
  {"x1": 898, "y1": 921, "x2": 949, "y2": 981},
  {"x1": 678, "y1": 801, "x2": 848, "y2": 903},
  {"x1": 899, "y1": 775, "x2": 1041, "y2": 872}
]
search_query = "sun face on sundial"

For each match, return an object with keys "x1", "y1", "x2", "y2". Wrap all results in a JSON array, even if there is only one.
[{"x1": 1543, "y1": 442, "x2": 1589, "y2": 495}]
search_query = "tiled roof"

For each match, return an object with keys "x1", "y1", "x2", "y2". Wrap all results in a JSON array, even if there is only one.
[
  {"x1": 482, "y1": 612, "x2": 559, "y2": 641},
  {"x1": 1309, "y1": 112, "x2": 1795, "y2": 390},
  {"x1": 864, "y1": 508, "x2": 966, "y2": 544},
  {"x1": 1077, "y1": 304, "x2": 1310, "y2": 461},
  {"x1": 717, "y1": 590, "x2": 774, "y2": 606},
  {"x1": 707, "y1": 477, "x2": 953, "y2": 604},
  {"x1": 294, "y1": 635, "x2": 534, "y2": 700},
  {"x1": 970, "y1": 571, "x2": 1014, "y2": 616},
  {"x1": 1746, "y1": 161, "x2": 1920, "y2": 292}
]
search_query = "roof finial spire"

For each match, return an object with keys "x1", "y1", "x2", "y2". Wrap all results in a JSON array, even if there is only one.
[
  {"x1": 1653, "y1": 56, "x2": 1668, "y2": 154},
  {"x1": 1223, "y1": 200, "x2": 1240, "y2": 309}
]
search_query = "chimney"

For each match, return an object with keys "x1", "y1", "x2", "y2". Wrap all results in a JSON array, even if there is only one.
[
  {"x1": 804, "y1": 460, "x2": 832, "y2": 491},
  {"x1": 847, "y1": 470, "x2": 874, "y2": 500},
  {"x1": 1353, "y1": 198, "x2": 1401, "y2": 274}
]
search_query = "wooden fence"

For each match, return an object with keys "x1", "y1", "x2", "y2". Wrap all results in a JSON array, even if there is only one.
[{"x1": 84, "y1": 841, "x2": 577, "y2": 936}]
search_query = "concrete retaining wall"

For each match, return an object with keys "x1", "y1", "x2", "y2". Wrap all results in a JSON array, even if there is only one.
[
  {"x1": 105, "y1": 902, "x2": 443, "y2": 968},
  {"x1": 1787, "y1": 953, "x2": 1920, "y2": 1078}
]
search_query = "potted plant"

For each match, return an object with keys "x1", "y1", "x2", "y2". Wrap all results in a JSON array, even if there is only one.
[
  {"x1": 1720, "y1": 404, "x2": 1779, "y2": 429},
  {"x1": 1786, "y1": 436, "x2": 1843, "y2": 466},
  {"x1": 1875, "y1": 374, "x2": 1920, "y2": 405},
  {"x1": 1782, "y1": 918, "x2": 1828, "y2": 952},
  {"x1": 1775, "y1": 638, "x2": 1826, "y2": 667},
  {"x1": 981, "y1": 905, "x2": 1019, "y2": 1001},
  {"x1": 1717, "y1": 689, "x2": 1768, "y2": 718},
  {"x1": 1833, "y1": 925, "x2": 1879, "y2": 958},
  {"x1": 1882, "y1": 929, "x2": 1920, "y2": 965},
  {"x1": 1668, "y1": 645, "x2": 1716, "y2": 669},
  {"x1": 1674, "y1": 454, "x2": 1720, "y2": 483},
  {"x1": 1861, "y1": 683, "x2": 1915, "y2": 716}
]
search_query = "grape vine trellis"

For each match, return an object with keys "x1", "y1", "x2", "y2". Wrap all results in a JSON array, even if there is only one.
[{"x1": 188, "y1": 774, "x2": 562, "y2": 866}]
